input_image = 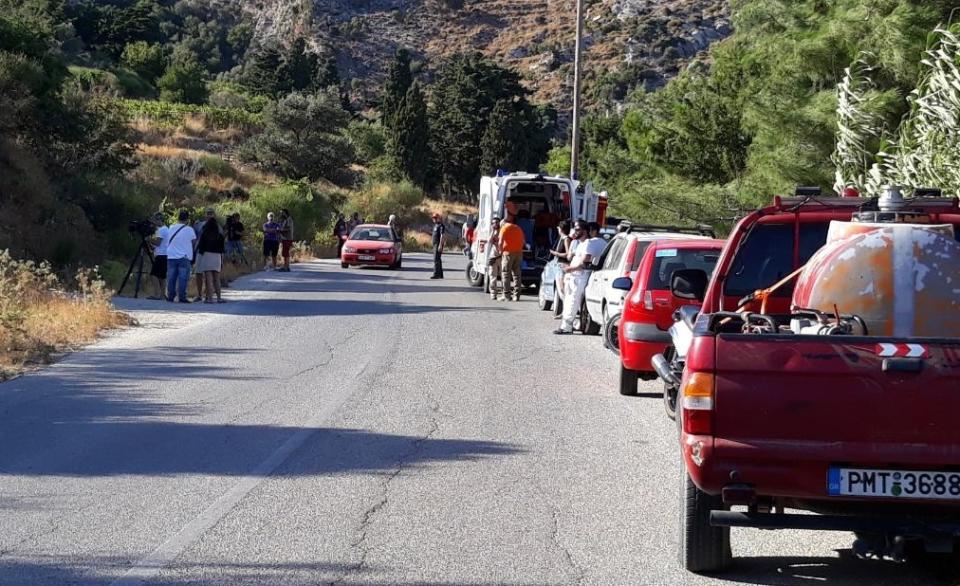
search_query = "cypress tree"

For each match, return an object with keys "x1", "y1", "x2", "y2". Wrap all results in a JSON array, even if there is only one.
[
  {"x1": 479, "y1": 100, "x2": 525, "y2": 174},
  {"x1": 389, "y1": 81, "x2": 431, "y2": 188},
  {"x1": 243, "y1": 42, "x2": 283, "y2": 96},
  {"x1": 279, "y1": 37, "x2": 318, "y2": 92},
  {"x1": 381, "y1": 48, "x2": 412, "y2": 128}
]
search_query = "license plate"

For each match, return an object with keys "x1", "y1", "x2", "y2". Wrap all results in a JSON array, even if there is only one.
[
  {"x1": 828, "y1": 467, "x2": 960, "y2": 500},
  {"x1": 358, "y1": 255, "x2": 375, "y2": 261}
]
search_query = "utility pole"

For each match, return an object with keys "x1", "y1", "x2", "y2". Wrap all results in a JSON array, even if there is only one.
[{"x1": 569, "y1": 0, "x2": 585, "y2": 180}]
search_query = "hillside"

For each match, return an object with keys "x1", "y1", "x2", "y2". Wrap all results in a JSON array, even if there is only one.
[{"x1": 246, "y1": 0, "x2": 730, "y2": 110}]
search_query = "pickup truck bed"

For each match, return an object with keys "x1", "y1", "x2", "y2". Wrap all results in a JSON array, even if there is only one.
[{"x1": 675, "y1": 195, "x2": 960, "y2": 574}]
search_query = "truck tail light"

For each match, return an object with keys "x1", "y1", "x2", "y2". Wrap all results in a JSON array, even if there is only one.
[
  {"x1": 681, "y1": 372, "x2": 714, "y2": 435},
  {"x1": 643, "y1": 290, "x2": 653, "y2": 311}
]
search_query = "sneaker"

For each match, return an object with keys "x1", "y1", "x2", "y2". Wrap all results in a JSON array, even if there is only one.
[
  {"x1": 166, "y1": 296, "x2": 175, "y2": 303},
  {"x1": 512, "y1": 298, "x2": 521, "y2": 302},
  {"x1": 192, "y1": 296, "x2": 203, "y2": 303},
  {"x1": 430, "y1": 275, "x2": 442, "y2": 279},
  {"x1": 553, "y1": 328, "x2": 572, "y2": 335},
  {"x1": 178, "y1": 299, "x2": 191, "y2": 304}
]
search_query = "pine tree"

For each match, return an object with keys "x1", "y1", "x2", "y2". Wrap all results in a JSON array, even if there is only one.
[
  {"x1": 381, "y1": 48, "x2": 412, "y2": 128},
  {"x1": 388, "y1": 81, "x2": 431, "y2": 188},
  {"x1": 312, "y1": 52, "x2": 340, "y2": 90}
]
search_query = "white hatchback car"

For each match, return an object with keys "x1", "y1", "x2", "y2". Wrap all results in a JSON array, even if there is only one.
[{"x1": 582, "y1": 225, "x2": 715, "y2": 336}]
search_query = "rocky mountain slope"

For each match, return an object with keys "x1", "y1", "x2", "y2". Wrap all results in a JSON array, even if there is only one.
[{"x1": 244, "y1": 0, "x2": 730, "y2": 111}]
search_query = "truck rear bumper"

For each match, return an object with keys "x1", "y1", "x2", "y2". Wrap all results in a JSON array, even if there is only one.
[{"x1": 711, "y1": 511, "x2": 960, "y2": 537}]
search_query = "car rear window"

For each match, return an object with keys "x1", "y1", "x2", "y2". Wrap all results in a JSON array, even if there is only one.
[
  {"x1": 723, "y1": 222, "x2": 830, "y2": 297},
  {"x1": 648, "y1": 248, "x2": 721, "y2": 290}
]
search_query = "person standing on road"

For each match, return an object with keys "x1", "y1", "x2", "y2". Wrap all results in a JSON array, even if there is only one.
[
  {"x1": 225, "y1": 213, "x2": 246, "y2": 266},
  {"x1": 193, "y1": 208, "x2": 219, "y2": 302},
  {"x1": 149, "y1": 213, "x2": 169, "y2": 300},
  {"x1": 498, "y1": 214, "x2": 525, "y2": 302},
  {"x1": 486, "y1": 217, "x2": 503, "y2": 301},
  {"x1": 554, "y1": 220, "x2": 596, "y2": 334},
  {"x1": 262, "y1": 212, "x2": 281, "y2": 270},
  {"x1": 430, "y1": 212, "x2": 446, "y2": 279},
  {"x1": 549, "y1": 219, "x2": 574, "y2": 312},
  {"x1": 197, "y1": 215, "x2": 226, "y2": 303},
  {"x1": 165, "y1": 210, "x2": 197, "y2": 303},
  {"x1": 279, "y1": 208, "x2": 294, "y2": 272},
  {"x1": 334, "y1": 214, "x2": 348, "y2": 258}
]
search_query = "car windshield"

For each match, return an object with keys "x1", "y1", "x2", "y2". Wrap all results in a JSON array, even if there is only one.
[
  {"x1": 648, "y1": 248, "x2": 721, "y2": 290},
  {"x1": 351, "y1": 228, "x2": 394, "y2": 242}
]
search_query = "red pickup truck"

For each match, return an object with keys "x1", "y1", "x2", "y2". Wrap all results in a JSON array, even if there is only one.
[{"x1": 675, "y1": 192, "x2": 960, "y2": 573}]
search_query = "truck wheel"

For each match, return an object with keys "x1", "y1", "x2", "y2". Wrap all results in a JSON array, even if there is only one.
[
  {"x1": 619, "y1": 364, "x2": 638, "y2": 396},
  {"x1": 538, "y1": 286, "x2": 552, "y2": 311},
  {"x1": 679, "y1": 470, "x2": 731, "y2": 574},
  {"x1": 663, "y1": 346, "x2": 679, "y2": 420},
  {"x1": 466, "y1": 263, "x2": 484, "y2": 287},
  {"x1": 603, "y1": 315, "x2": 621, "y2": 356}
]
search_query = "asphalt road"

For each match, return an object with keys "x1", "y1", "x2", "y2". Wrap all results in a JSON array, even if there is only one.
[{"x1": 1, "y1": 253, "x2": 957, "y2": 585}]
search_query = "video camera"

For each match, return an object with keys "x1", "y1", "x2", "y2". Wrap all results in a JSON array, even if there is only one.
[{"x1": 128, "y1": 218, "x2": 157, "y2": 238}]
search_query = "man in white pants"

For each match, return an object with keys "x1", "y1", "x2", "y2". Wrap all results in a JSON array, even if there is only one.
[{"x1": 554, "y1": 220, "x2": 602, "y2": 334}]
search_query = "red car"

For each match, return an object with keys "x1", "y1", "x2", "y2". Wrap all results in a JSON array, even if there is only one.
[
  {"x1": 615, "y1": 239, "x2": 724, "y2": 396},
  {"x1": 340, "y1": 224, "x2": 403, "y2": 269}
]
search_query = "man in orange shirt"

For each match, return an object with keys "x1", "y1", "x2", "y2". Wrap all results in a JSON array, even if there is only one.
[{"x1": 498, "y1": 214, "x2": 526, "y2": 301}]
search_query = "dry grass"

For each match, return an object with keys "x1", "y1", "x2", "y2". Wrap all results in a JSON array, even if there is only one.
[
  {"x1": 421, "y1": 198, "x2": 477, "y2": 219},
  {"x1": 137, "y1": 143, "x2": 209, "y2": 160},
  {"x1": 0, "y1": 252, "x2": 130, "y2": 380}
]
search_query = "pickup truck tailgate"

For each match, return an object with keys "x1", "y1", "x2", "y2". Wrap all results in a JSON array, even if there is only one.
[{"x1": 714, "y1": 335, "x2": 960, "y2": 457}]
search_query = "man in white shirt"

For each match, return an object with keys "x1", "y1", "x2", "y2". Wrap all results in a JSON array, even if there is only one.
[
  {"x1": 165, "y1": 210, "x2": 198, "y2": 303},
  {"x1": 554, "y1": 220, "x2": 598, "y2": 334},
  {"x1": 149, "y1": 213, "x2": 169, "y2": 299}
]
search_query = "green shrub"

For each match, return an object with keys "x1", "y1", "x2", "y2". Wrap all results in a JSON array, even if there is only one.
[
  {"x1": 198, "y1": 155, "x2": 238, "y2": 179},
  {"x1": 113, "y1": 67, "x2": 155, "y2": 98},
  {"x1": 158, "y1": 58, "x2": 209, "y2": 105},
  {"x1": 345, "y1": 181, "x2": 424, "y2": 225},
  {"x1": 231, "y1": 180, "x2": 334, "y2": 245},
  {"x1": 120, "y1": 41, "x2": 166, "y2": 81},
  {"x1": 69, "y1": 66, "x2": 121, "y2": 94}
]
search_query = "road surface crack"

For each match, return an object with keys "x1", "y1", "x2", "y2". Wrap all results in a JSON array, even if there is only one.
[
  {"x1": 329, "y1": 396, "x2": 446, "y2": 586},
  {"x1": 543, "y1": 485, "x2": 586, "y2": 586}
]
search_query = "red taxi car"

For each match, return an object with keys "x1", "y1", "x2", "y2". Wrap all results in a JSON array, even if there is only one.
[
  {"x1": 615, "y1": 238, "x2": 724, "y2": 396},
  {"x1": 340, "y1": 224, "x2": 403, "y2": 269}
]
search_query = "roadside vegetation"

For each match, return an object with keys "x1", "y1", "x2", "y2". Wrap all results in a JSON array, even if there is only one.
[
  {"x1": 0, "y1": 252, "x2": 128, "y2": 380},
  {"x1": 554, "y1": 1, "x2": 960, "y2": 227}
]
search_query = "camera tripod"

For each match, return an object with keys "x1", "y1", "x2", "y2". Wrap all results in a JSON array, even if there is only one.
[{"x1": 117, "y1": 235, "x2": 156, "y2": 299}]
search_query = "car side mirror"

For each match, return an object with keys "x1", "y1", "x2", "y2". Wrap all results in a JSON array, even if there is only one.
[
  {"x1": 670, "y1": 269, "x2": 708, "y2": 302},
  {"x1": 611, "y1": 276, "x2": 633, "y2": 291}
]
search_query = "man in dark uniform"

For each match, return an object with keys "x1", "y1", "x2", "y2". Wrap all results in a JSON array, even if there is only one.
[{"x1": 431, "y1": 212, "x2": 446, "y2": 279}]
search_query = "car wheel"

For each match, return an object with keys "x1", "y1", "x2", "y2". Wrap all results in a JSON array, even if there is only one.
[
  {"x1": 603, "y1": 314, "x2": 621, "y2": 356},
  {"x1": 538, "y1": 285, "x2": 552, "y2": 311},
  {"x1": 663, "y1": 346, "x2": 679, "y2": 420},
  {"x1": 466, "y1": 263, "x2": 484, "y2": 287},
  {"x1": 341, "y1": 262, "x2": 348, "y2": 269},
  {"x1": 619, "y1": 364, "x2": 638, "y2": 396},
  {"x1": 580, "y1": 302, "x2": 601, "y2": 335},
  {"x1": 679, "y1": 469, "x2": 731, "y2": 574}
]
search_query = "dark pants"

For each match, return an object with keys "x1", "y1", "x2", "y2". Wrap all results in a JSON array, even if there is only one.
[{"x1": 433, "y1": 247, "x2": 443, "y2": 277}]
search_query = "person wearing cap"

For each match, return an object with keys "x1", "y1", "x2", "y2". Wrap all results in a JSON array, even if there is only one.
[
  {"x1": 430, "y1": 212, "x2": 446, "y2": 279},
  {"x1": 148, "y1": 212, "x2": 169, "y2": 299}
]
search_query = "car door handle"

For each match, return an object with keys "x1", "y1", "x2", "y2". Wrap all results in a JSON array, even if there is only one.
[{"x1": 655, "y1": 300, "x2": 669, "y2": 307}]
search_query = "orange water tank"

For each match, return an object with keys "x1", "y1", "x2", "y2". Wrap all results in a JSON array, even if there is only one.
[{"x1": 792, "y1": 222, "x2": 960, "y2": 337}]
